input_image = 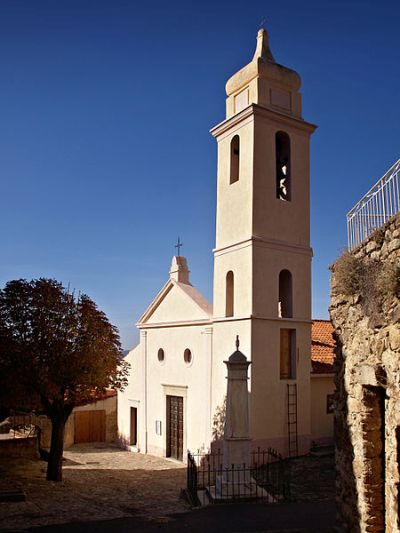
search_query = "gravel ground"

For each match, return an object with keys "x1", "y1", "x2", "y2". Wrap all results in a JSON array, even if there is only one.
[
  {"x1": 0, "y1": 443, "x2": 188, "y2": 531},
  {"x1": 0, "y1": 445, "x2": 335, "y2": 532}
]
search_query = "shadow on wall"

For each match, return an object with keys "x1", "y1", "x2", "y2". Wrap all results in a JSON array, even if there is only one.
[
  {"x1": 332, "y1": 332, "x2": 361, "y2": 533},
  {"x1": 211, "y1": 395, "x2": 226, "y2": 447},
  {"x1": 118, "y1": 433, "x2": 131, "y2": 451}
]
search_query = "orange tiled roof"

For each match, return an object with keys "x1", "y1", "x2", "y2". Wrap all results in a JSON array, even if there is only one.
[
  {"x1": 75, "y1": 389, "x2": 117, "y2": 407},
  {"x1": 311, "y1": 320, "x2": 336, "y2": 374}
]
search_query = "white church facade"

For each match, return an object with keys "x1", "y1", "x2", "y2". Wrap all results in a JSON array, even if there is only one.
[{"x1": 118, "y1": 28, "x2": 334, "y2": 460}]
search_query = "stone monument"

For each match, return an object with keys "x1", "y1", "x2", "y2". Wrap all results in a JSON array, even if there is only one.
[
  {"x1": 213, "y1": 336, "x2": 266, "y2": 499},
  {"x1": 222, "y1": 335, "x2": 251, "y2": 474}
]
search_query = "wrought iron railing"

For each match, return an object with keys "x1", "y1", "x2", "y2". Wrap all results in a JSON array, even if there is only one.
[
  {"x1": 0, "y1": 411, "x2": 38, "y2": 439},
  {"x1": 347, "y1": 159, "x2": 400, "y2": 250},
  {"x1": 187, "y1": 447, "x2": 290, "y2": 505}
]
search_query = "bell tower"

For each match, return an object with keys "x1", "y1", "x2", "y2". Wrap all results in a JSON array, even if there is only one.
[{"x1": 210, "y1": 28, "x2": 317, "y2": 456}]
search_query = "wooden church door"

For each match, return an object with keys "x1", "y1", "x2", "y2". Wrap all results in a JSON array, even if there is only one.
[{"x1": 166, "y1": 395, "x2": 183, "y2": 461}]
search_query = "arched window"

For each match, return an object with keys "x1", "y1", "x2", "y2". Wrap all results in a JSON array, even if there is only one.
[
  {"x1": 230, "y1": 135, "x2": 240, "y2": 184},
  {"x1": 226, "y1": 271, "x2": 234, "y2": 317},
  {"x1": 276, "y1": 131, "x2": 291, "y2": 201},
  {"x1": 278, "y1": 269, "x2": 293, "y2": 318},
  {"x1": 157, "y1": 348, "x2": 165, "y2": 362}
]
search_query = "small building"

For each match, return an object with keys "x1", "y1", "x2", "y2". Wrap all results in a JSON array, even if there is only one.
[
  {"x1": 310, "y1": 320, "x2": 335, "y2": 447},
  {"x1": 33, "y1": 390, "x2": 117, "y2": 449}
]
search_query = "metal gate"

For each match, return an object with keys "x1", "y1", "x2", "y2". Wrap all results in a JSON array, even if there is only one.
[{"x1": 166, "y1": 395, "x2": 183, "y2": 461}]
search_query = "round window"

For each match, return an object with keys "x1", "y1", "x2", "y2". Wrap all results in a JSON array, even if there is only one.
[
  {"x1": 158, "y1": 348, "x2": 165, "y2": 362},
  {"x1": 184, "y1": 348, "x2": 192, "y2": 365}
]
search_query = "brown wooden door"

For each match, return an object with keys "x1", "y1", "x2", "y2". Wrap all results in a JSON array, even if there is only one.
[
  {"x1": 130, "y1": 407, "x2": 137, "y2": 446},
  {"x1": 74, "y1": 410, "x2": 106, "y2": 443},
  {"x1": 166, "y1": 395, "x2": 183, "y2": 461}
]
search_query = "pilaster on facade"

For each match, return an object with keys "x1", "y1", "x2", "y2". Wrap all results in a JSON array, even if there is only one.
[
  {"x1": 202, "y1": 326, "x2": 214, "y2": 446},
  {"x1": 140, "y1": 330, "x2": 148, "y2": 454}
]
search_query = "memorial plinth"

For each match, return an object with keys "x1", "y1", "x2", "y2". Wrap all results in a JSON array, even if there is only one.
[{"x1": 211, "y1": 337, "x2": 268, "y2": 500}]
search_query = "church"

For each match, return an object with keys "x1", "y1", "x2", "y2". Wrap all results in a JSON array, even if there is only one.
[{"x1": 118, "y1": 28, "x2": 335, "y2": 460}]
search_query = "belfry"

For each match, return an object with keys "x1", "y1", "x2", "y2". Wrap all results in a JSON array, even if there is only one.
[{"x1": 210, "y1": 28, "x2": 317, "y2": 455}]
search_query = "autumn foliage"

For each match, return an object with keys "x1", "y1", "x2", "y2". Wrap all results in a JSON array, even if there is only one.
[{"x1": 0, "y1": 278, "x2": 129, "y2": 481}]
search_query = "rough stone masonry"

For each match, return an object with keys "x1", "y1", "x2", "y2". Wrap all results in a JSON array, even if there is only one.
[{"x1": 330, "y1": 214, "x2": 400, "y2": 533}]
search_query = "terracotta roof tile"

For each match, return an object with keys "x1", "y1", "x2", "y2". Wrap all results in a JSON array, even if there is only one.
[
  {"x1": 75, "y1": 389, "x2": 117, "y2": 407},
  {"x1": 311, "y1": 320, "x2": 336, "y2": 374}
]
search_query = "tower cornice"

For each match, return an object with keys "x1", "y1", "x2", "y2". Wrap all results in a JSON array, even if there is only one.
[
  {"x1": 210, "y1": 103, "x2": 317, "y2": 139},
  {"x1": 213, "y1": 236, "x2": 313, "y2": 257}
]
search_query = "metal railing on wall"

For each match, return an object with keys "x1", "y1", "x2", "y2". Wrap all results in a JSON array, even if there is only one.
[
  {"x1": 0, "y1": 411, "x2": 38, "y2": 439},
  {"x1": 347, "y1": 159, "x2": 400, "y2": 251}
]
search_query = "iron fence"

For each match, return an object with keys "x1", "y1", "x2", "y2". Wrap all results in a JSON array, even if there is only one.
[
  {"x1": 187, "y1": 447, "x2": 290, "y2": 505},
  {"x1": 1, "y1": 411, "x2": 39, "y2": 439},
  {"x1": 347, "y1": 159, "x2": 400, "y2": 250}
]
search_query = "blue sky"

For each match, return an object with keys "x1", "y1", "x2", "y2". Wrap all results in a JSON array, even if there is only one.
[{"x1": 0, "y1": 0, "x2": 399, "y2": 349}]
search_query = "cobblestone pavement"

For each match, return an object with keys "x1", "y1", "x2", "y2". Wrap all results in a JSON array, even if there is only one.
[
  {"x1": 0, "y1": 443, "x2": 188, "y2": 531},
  {"x1": 0, "y1": 446, "x2": 336, "y2": 532},
  {"x1": 288, "y1": 451, "x2": 335, "y2": 502}
]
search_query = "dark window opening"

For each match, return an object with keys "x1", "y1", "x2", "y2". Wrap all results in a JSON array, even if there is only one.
[
  {"x1": 326, "y1": 394, "x2": 335, "y2": 414},
  {"x1": 230, "y1": 135, "x2": 240, "y2": 184},
  {"x1": 280, "y1": 329, "x2": 296, "y2": 379},
  {"x1": 276, "y1": 131, "x2": 291, "y2": 201},
  {"x1": 279, "y1": 269, "x2": 293, "y2": 318}
]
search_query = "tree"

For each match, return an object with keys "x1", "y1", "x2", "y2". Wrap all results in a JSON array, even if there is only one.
[{"x1": 0, "y1": 278, "x2": 129, "y2": 481}]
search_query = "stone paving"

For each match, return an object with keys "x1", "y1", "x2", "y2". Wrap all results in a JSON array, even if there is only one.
[
  {"x1": 0, "y1": 443, "x2": 188, "y2": 531},
  {"x1": 288, "y1": 451, "x2": 335, "y2": 502},
  {"x1": 0, "y1": 445, "x2": 336, "y2": 532}
]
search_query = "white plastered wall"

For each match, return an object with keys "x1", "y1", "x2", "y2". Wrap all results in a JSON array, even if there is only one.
[
  {"x1": 310, "y1": 375, "x2": 335, "y2": 445},
  {"x1": 117, "y1": 344, "x2": 143, "y2": 450},
  {"x1": 143, "y1": 324, "x2": 212, "y2": 457},
  {"x1": 119, "y1": 274, "x2": 213, "y2": 459},
  {"x1": 146, "y1": 285, "x2": 208, "y2": 323}
]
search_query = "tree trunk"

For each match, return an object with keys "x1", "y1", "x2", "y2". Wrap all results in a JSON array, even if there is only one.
[{"x1": 47, "y1": 415, "x2": 66, "y2": 481}]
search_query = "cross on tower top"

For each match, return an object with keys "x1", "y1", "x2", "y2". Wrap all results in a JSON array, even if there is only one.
[
  {"x1": 175, "y1": 237, "x2": 183, "y2": 257},
  {"x1": 259, "y1": 16, "x2": 267, "y2": 29}
]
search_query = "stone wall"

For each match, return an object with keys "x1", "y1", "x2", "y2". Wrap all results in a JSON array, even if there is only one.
[
  {"x1": 33, "y1": 414, "x2": 75, "y2": 450},
  {"x1": 33, "y1": 396, "x2": 117, "y2": 450},
  {"x1": 0, "y1": 436, "x2": 39, "y2": 459},
  {"x1": 330, "y1": 215, "x2": 400, "y2": 533}
]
